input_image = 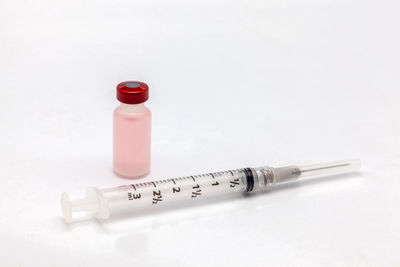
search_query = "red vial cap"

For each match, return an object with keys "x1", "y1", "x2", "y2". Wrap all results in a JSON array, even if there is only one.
[{"x1": 117, "y1": 81, "x2": 149, "y2": 104}]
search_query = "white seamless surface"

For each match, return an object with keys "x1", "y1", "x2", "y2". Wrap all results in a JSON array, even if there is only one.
[{"x1": 0, "y1": 0, "x2": 399, "y2": 266}]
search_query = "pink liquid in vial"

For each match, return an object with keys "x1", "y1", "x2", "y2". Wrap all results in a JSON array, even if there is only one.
[
  {"x1": 113, "y1": 81, "x2": 151, "y2": 178},
  {"x1": 113, "y1": 104, "x2": 151, "y2": 178}
]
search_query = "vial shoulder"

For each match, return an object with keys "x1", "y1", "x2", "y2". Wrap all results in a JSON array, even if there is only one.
[{"x1": 114, "y1": 104, "x2": 151, "y2": 118}]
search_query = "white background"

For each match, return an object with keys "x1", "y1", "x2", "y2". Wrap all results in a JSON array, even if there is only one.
[{"x1": 1, "y1": 0, "x2": 399, "y2": 266}]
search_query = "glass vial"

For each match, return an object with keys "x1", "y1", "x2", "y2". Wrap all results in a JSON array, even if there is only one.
[{"x1": 113, "y1": 81, "x2": 151, "y2": 178}]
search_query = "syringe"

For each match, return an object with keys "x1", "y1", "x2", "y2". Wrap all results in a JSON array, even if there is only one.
[{"x1": 61, "y1": 159, "x2": 361, "y2": 223}]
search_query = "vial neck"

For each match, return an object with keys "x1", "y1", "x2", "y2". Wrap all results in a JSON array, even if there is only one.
[{"x1": 119, "y1": 102, "x2": 145, "y2": 111}]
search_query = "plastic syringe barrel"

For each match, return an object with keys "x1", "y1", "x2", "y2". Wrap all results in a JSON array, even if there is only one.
[{"x1": 61, "y1": 159, "x2": 360, "y2": 223}]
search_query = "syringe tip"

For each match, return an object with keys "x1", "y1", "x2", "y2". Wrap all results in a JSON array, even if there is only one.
[{"x1": 298, "y1": 159, "x2": 361, "y2": 178}]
